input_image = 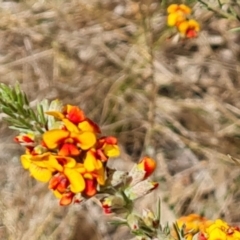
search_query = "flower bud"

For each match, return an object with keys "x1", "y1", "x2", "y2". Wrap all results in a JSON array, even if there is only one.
[
  {"x1": 129, "y1": 157, "x2": 157, "y2": 186},
  {"x1": 138, "y1": 157, "x2": 156, "y2": 179},
  {"x1": 124, "y1": 180, "x2": 158, "y2": 201},
  {"x1": 100, "y1": 195, "x2": 127, "y2": 214},
  {"x1": 142, "y1": 209, "x2": 159, "y2": 228},
  {"x1": 105, "y1": 168, "x2": 129, "y2": 187},
  {"x1": 127, "y1": 213, "x2": 141, "y2": 231},
  {"x1": 59, "y1": 192, "x2": 75, "y2": 206}
]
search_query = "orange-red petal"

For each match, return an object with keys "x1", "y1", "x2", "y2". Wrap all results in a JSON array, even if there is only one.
[
  {"x1": 65, "y1": 105, "x2": 86, "y2": 124},
  {"x1": 138, "y1": 157, "x2": 156, "y2": 179},
  {"x1": 58, "y1": 143, "x2": 81, "y2": 156},
  {"x1": 49, "y1": 174, "x2": 69, "y2": 193},
  {"x1": 60, "y1": 192, "x2": 75, "y2": 206},
  {"x1": 84, "y1": 179, "x2": 97, "y2": 197}
]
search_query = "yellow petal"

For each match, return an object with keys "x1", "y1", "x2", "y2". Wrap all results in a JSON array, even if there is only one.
[
  {"x1": 30, "y1": 154, "x2": 63, "y2": 172},
  {"x1": 84, "y1": 151, "x2": 98, "y2": 172},
  {"x1": 72, "y1": 131, "x2": 96, "y2": 150},
  {"x1": 43, "y1": 129, "x2": 69, "y2": 149},
  {"x1": 53, "y1": 190, "x2": 62, "y2": 199},
  {"x1": 178, "y1": 21, "x2": 189, "y2": 35},
  {"x1": 78, "y1": 119, "x2": 100, "y2": 133},
  {"x1": 20, "y1": 154, "x2": 31, "y2": 169},
  {"x1": 83, "y1": 173, "x2": 93, "y2": 179},
  {"x1": 44, "y1": 155, "x2": 63, "y2": 172},
  {"x1": 188, "y1": 19, "x2": 200, "y2": 31},
  {"x1": 95, "y1": 159, "x2": 103, "y2": 170},
  {"x1": 31, "y1": 152, "x2": 51, "y2": 161},
  {"x1": 45, "y1": 111, "x2": 65, "y2": 119},
  {"x1": 179, "y1": 4, "x2": 191, "y2": 14},
  {"x1": 64, "y1": 168, "x2": 85, "y2": 193},
  {"x1": 29, "y1": 163, "x2": 52, "y2": 182},
  {"x1": 103, "y1": 144, "x2": 120, "y2": 157},
  {"x1": 167, "y1": 12, "x2": 186, "y2": 27},
  {"x1": 75, "y1": 163, "x2": 86, "y2": 174},
  {"x1": 63, "y1": 118, "x2": 79, "y2": 133},
  {"x1": 60, "y1": 156, "x2": 76, "y2": 168},
  {"x1": 167, "y1": 4, "x2": 178, "y2": 13},
  {"x1": 78, "y1": 120, "x2": 94, "y2": 132},
  {"x1": 96, "y1": 165, "x2": 105, "y2": 185}
]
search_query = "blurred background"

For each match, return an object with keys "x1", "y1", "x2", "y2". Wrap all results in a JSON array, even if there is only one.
[{"x1": 0, "y1": 0, "x2": 240, "y2": 239}]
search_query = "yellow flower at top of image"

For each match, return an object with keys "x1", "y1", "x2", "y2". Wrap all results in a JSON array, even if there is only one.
[
  {"x1": 167, "y1": 4, "x2": 191, "y2": 27},
  {"x1": 167, "y1": 4, "x2": 191, "y2": 15},
  {"x1": 177, "y1": 19, "x2": 200, "y2": 38},
  {"x1": 174, "y1": 214, "x2": 212, "y2": 240},
  {"x1": 206, "y1": 219, "x2": 240, "y2": 240}
]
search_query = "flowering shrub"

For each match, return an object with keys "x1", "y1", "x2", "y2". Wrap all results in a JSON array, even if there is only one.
[
  {"x1": 1, "y1": 2, "x2": 240, "y2": 239},
  {"x1": 0, "y1": 83, "x2": 160, "y2": 239},
  {"x1": 1, "y1": 77, "x2": 240, "y2": 239}
]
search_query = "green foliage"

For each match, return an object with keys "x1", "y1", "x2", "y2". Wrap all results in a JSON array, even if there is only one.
[
  {"x1": 173, "y1": 223, "x2": 187, "y2": 240},
  {"x1": 0, "y1": 83, "x2": 47, "y2": 133}
]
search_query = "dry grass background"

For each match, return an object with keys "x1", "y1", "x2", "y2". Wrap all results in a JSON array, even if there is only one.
[{"x1": 1, "y1": 0, "x2": 240, "y2": 239}]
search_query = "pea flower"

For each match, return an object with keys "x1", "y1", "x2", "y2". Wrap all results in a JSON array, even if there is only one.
[
  {"x1": 167, "y1": 4, "x2": 200, "y2": 38},
  {"x1": 178, "y1": 19, "x2": 200, "y2": 38},
  {"x1": 43, "y1": 118, "x2": 96, "y2": 156},
  {"x1": 205, "y1": 219, "x2": 240, "y2": 240},
  {"x1": 174, "y1": 214, "x2": 212, "y2": 240},
  {"x1": 167, "y1": 4, "x2": 191, "y2": 27},
  {"x1": 20, "y1": 152, "x2": 63, "y2": 182}
]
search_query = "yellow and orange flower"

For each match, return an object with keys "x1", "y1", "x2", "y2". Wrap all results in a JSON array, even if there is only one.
[
  {"x1": 167, "y1": 4, "x2": 200, "y2": 38},
  {"x1": 46, "y1": 151, "x2": 106, "y2": 205},
  {"x1": 167, "y1": 4, "x2": 191, "y2": 27},
  {"x1": 205, "y1": 219, "x2": 240, "y2": 240},
  {"x1": 16, "y1": 102, "x2": 124, "y2": 206},
  {"x1": 167, "y1": 4, "x2": 192, "y2": 15},
  {"x1": 174, "y1": 214, "x2": 212, "y2": 240},
  {"x1": 43, "y1": 118, "x2": 96, "y2": 156},
  {"x1": 20, "y1": 152, "x2": 63, "y2": 182},
  {"x1": 96, "y1": 136, "x2": 120, "y2": 162},
  {"x1": 178, "y1": 19, "x2": 200, "y2": 38}
]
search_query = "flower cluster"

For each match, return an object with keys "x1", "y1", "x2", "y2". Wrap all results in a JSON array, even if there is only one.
[
  {"x1": 15, "y1": 102, "x2": 121, "y2": 205},
  {"x1": 203, "y1": 219, "x2": 240, "y2": 240},
  {"x1": 9, "y1": 89, "x2": 158, "y2": 211},
  {"x1": 174, "y1": 215, "x2": 240, "y2": 240},
  {"x1": 167, "y1": 4, "x2": 200, "y2": 38},
  {"x1": 174, "y1": 214, "x2": 212, "y2": 240}
]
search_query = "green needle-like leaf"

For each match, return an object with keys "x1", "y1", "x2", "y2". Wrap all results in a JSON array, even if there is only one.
[{"x1": 0, "y1": 83, "x2": 47, "y2": 134}]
